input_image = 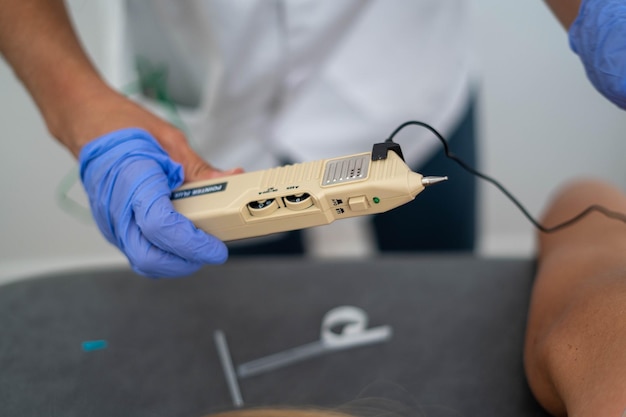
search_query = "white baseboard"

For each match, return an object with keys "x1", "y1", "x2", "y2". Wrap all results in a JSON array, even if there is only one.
[
  {"x1": 478, "y1": 233, "x2": 536, "y2": 258},
  {"x1": 0, "y1": 232, "x2": 535, "y2": 287},
  {"x1": 0, "y1": 256, "x2": 128, "y2": 287}
]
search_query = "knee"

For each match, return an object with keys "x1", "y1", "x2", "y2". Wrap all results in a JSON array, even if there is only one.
[
  {"x1": 525, "y1": 284, "x2": 626, "y2": 417},
  {"x1": 524, "y1": 321, "x2": 569, "y2": 417}
]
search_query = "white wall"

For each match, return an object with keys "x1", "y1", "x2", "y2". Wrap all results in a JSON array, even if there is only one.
[
  {"x1": 0, "y1": 0, "x2": 128, "y2": 284},
  {"x1": 2, "y1": 0, "x2": 626, "y2": 284},
  {"x1": 470, "y1": 0, "x2": 626, "y2": 255}
]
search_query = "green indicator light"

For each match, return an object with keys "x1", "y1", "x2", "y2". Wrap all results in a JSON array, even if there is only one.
[{"x1": 373, "y1": 197, "x2": 380, "y2": 204}]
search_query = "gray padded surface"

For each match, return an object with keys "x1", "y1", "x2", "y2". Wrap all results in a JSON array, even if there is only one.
[{"x1": 0, "y1": 256, "x2": 550, "y2": 417}]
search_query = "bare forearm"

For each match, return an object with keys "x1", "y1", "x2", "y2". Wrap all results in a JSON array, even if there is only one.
[
  {"x1": 0, "y1": 0, "x2": 111, "y2": 154},
  {"x1": 544, "y1": 0, "x2": 582, "y2": 28}
]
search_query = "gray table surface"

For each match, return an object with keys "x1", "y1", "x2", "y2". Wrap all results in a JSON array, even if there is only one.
[{"x1": 0, "y1": 255, "x2": 550, "y2": 417}]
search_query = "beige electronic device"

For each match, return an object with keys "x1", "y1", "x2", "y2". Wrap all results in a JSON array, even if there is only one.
[{"x1": 171, "y1": 146, "x2": 447, "y2": 242}]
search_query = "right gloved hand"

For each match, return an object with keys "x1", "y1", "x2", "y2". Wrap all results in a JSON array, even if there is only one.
[
  {"x1": 79, "y1": 127, "x2": 228, "y2": 278},
  {"x1": 569, "y1": 0, "x2": 626, "y2": 109}
]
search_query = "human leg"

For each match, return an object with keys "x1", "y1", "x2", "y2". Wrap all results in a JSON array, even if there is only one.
[{"x1": 524, "y1": 179, "x2": 626, "y2": 417}]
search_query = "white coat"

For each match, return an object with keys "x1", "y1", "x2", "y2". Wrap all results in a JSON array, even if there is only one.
[{"x1": 125, "y1": 0, "x2": 472, "y2": 172}]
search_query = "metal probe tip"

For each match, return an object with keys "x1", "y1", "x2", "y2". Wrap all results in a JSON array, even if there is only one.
[{"x1": 421, "y1": 176, "x2": 448, "y2": 186}]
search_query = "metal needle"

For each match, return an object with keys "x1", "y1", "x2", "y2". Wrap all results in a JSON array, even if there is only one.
[{"x1": 421, "y1": 176, "x2": 448, "y2": 186}]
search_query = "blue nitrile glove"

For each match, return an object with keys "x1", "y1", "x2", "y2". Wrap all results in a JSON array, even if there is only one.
[
  {"x1": 79, "y1": 128, "x2": 228, "y2": 278},
  {"x1": 569, "y1": 0, "x2": 626, "y2": 109}
]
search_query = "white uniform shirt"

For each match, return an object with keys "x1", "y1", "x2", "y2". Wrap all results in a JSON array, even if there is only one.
[{"x1": 125, "y1": 0, "x2": 472, "y2": 172}]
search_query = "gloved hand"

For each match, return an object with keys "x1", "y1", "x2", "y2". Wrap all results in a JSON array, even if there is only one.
[
  {"x1": 569, "y1": 0, "x2": 626, "y2": 109},
  {"x1": 79, "y1": 128, "x2": 228, "y2": 278}
]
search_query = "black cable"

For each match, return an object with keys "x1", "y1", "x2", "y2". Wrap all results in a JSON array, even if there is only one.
[{"x1": 387, "y1": 120, "x2": 626, "y2": 233}]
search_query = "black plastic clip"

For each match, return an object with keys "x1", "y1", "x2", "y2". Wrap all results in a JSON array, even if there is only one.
[{"x1": 371, "y1": 141, "x2": 405, "y2": 161}]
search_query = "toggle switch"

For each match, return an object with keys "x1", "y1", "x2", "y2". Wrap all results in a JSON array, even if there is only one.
[{"x1": 348, "y1": 195, "x2": 369, "y2": 211}]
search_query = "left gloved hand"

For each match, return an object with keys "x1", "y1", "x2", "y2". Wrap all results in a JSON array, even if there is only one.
[{"x1": 569, "y1": 0, "x2": 626, "y2": 109}]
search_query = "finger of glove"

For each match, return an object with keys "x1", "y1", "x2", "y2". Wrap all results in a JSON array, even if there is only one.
[
  {"x1": 88, "y1": 156, "x2": 183, "y2": 250},
  {"x1": 108, "y1": 166, "x2": 220, "y2": 278},
  {"x1": 131, "y1": 180, "x2": 228, "y2": 265},
  {"x1": 123, "y1": 215, "x2": 207, "y2": 278}
]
